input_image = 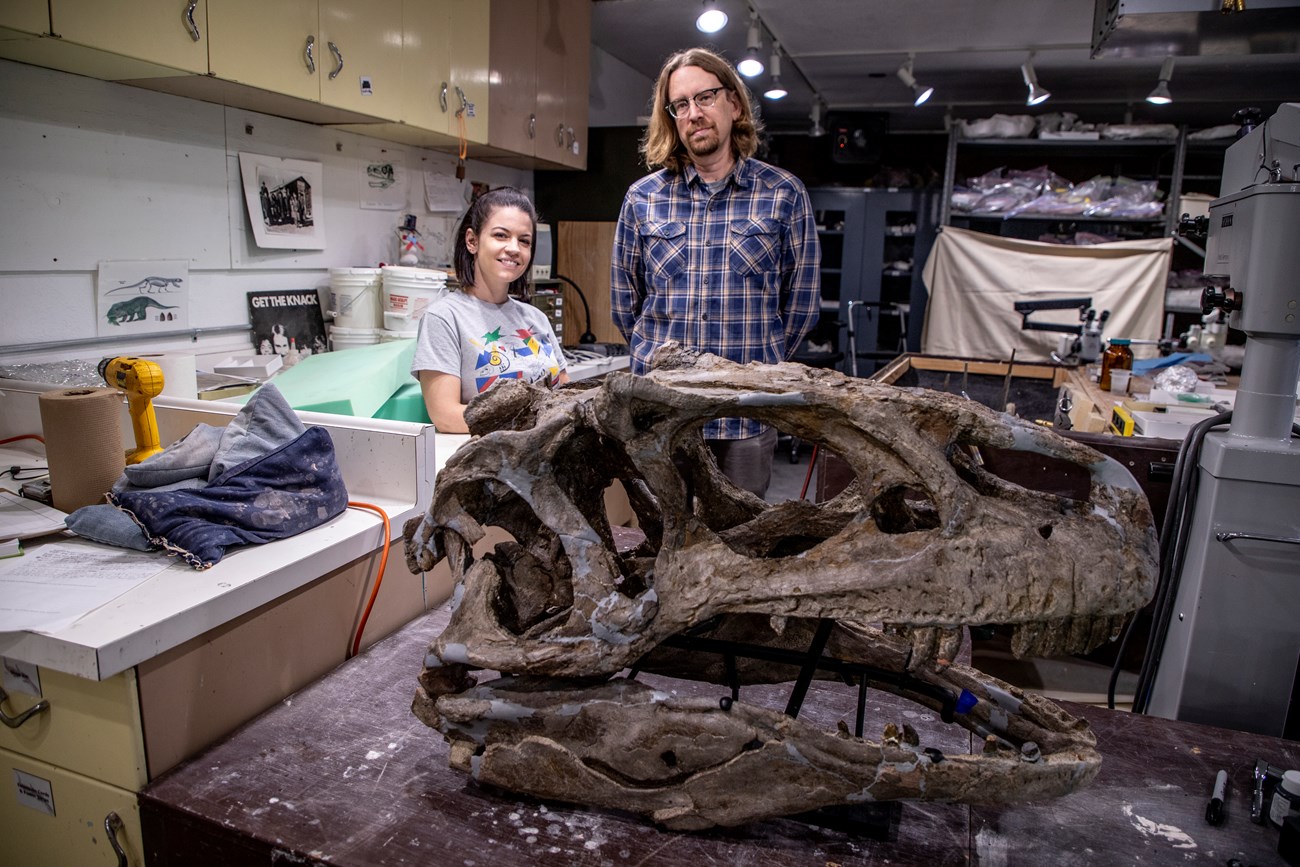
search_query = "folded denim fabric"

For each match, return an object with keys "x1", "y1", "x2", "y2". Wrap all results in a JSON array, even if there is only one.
[
  {"x1": 209, "y1": 384, "x2": 306, "y2": 482},
  {"x1": 111, "y1": 476, "x2": 207, "y2": 496},
  {"x1": 120, "y1": 423, "x2": 223, "y2": 489},
  {"x1": 65, "y1": 504, "x2": 155, "y2": 551},
  {"x1": 112, "y1": 426, "x2": 348, "y2": 569}
]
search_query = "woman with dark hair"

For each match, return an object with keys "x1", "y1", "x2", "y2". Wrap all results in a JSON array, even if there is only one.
[{"x1": 411, "y1": 187, "x2": 568, "y2": 432}]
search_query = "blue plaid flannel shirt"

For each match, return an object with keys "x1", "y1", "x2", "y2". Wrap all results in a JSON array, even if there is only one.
[{"x1": 611, "y1": 157, "x2": 821, "y2": 440}]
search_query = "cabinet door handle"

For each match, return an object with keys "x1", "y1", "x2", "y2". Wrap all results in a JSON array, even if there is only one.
[
  {"x1": 1217, "y1": 530, "x2": 1300, "y2": 546},
  {"x1": 105, "y1": 811, "x2": 129, "y2": 867},
  {"x1": 183, "y1": 0, "x2": 200, "y2": 42},
  {"x1": 439, "y1": 81, "x2": 448, "y2": 113},
  {"x1": 0, "y1": 686, "x2": 49, "y2": 728},
  {"x1": 528, "y1": 114, "x2": 536, "y2": 139},
  {"x1": 555, "y1": 123, "x2": 565, "y2": 147},
  {"x1": 328, "y1": 41, "x2": 343, "y2": 80},
  {"x1": 304, "y1": 35, "x2": 315, "y2": 74}
]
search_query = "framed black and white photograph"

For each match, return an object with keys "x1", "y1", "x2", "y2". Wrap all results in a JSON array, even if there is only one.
[{"x1": 238, "y1": 152, "x2": 326, "y2": 250}]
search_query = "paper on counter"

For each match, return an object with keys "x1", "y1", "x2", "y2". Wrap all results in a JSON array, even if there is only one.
[
  {"x1": 0, "y1": 491, "x2": 66, "y2": 541},
  {"x1": 0, "y1": 539, "x2": 174, "y2": 634}
]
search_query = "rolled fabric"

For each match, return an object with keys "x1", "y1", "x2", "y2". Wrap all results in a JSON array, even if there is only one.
[{"x1": 38, "y1": 387, "x2": 125, "y2": 512}]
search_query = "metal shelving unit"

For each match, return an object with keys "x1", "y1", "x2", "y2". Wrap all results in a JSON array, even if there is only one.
[{"x1": 809, "y1": 187, "x2": 938, "y2": 376}]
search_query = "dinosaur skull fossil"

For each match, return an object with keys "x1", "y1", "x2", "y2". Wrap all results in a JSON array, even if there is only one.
[{"x1": 403, "y1": 345, "x2": 1158, "y2": 830}]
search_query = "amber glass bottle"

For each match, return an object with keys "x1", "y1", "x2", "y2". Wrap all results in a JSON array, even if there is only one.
[{"x1": 1100, "y1": 338, "x2": 1133, "y2": 391}]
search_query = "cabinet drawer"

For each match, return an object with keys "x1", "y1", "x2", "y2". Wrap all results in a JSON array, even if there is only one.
[
  {"x1": 0, "y1": 666, "x2": 146, "y2": 791},
  {"x1": 0, "y1": 746, "x2": 142, "y2": 867}
]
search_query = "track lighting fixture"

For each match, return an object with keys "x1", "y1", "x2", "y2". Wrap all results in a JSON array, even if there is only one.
[
  {"x1": 695, "y1": 0, "x2": 727, "y2": 34},
  {"x1": 1146, "y1": 56, "x2": 1175, "y2": 105},
  {"x1": 737, "y1": 12, "x2": 765, "y2": 78},
  {"x1": 763, "y1": 46, "x2": 787, "y2": 100},
  {"x1": 809, "y1": 101, "x2": 826, "y2": 137},
  {"x1": 1020, "y1": 52, "x2": 1051, "y2": 106},
  {"x1": 896, "y1": 54, "x2": 934, "y2": 107}
]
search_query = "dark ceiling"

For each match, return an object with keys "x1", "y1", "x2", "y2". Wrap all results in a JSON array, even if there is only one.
[{"x1": 590, "y1": 0, "x2": 1300, "y2": 134}]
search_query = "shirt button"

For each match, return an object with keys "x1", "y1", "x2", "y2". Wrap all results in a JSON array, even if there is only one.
[
  {"x1": 703, "y1": 278, "x2": 709, "y2": 285},
  {"x1": 701, "y1": 313, "x2": 709, "y2": 320}
]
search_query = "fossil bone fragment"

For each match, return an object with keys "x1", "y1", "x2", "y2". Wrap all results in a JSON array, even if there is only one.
[{"x1": 404, "y1": 344, "x2": 1158, "y2": 829}]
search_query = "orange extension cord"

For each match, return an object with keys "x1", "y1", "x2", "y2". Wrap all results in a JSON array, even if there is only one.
[
  {"x1": 346, "y1": 500, "x2": 391, "y2": 659},
  {"x1": 0, "y1": 434, "x2": 45, "y2": 445}
]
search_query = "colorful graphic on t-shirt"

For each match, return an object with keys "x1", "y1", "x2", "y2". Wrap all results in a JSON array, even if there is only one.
[
  {"x1": 471, "y1": 324, "x2": 560, "y2": 393},
  {"x1": 514, "y1": 327, "x2": 562, "y2": 382}
]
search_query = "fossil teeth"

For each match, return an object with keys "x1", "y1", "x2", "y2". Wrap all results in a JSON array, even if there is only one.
[{"x1": 891, "y1": 624, "x2": 966, "y2": 670}]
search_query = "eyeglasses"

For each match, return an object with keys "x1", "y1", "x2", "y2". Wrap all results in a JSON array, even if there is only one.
[{"x1": 665, "y1": 86, "x2": 728, "y2": 119}]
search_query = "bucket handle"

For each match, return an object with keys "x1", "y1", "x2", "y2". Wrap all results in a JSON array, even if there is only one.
[{"x1": 332, "y1": 282, "x2": 376, "y2": 317}]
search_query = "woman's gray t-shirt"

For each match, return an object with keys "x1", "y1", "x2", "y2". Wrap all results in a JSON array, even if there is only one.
[{"x1": 410, "y1": 290, "x2": 567, "y2": 404}]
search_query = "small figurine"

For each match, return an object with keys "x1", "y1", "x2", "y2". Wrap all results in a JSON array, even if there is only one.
[{"x1": 397, "y1": 214, "x2": 425, "y2": 266}]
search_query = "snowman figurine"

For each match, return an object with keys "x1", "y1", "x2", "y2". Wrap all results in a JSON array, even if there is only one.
[{"x1": 397, "y1": 214, "x2": 424, "y2": 266}]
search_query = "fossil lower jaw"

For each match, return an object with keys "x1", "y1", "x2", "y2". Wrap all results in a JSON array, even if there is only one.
[{"x1": 416, "y1": 622, "x2": 1102, "y2": 831}]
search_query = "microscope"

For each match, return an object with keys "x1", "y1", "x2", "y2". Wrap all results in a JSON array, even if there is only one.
[{"x1": 1146, "y1": 103, "x2": 1300, "y2": 736}]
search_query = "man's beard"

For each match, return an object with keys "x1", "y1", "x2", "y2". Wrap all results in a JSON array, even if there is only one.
[{"x1": 684, "y1": 125, "x2": 721, "y2": 158}]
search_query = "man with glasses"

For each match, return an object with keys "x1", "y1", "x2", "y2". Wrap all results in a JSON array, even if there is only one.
[{"x1": 611, "y1": 47, "x2": 821, "y2": 499}]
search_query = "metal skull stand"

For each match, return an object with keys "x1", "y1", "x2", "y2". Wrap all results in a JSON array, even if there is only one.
[{"x1": 402, "y1": 344, "x2": 1158, "y2": 831}]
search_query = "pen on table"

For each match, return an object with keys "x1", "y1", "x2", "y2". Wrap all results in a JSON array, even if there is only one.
[{"x1": 1206, "y1": 769, "x2": 1228, "y2": 826}]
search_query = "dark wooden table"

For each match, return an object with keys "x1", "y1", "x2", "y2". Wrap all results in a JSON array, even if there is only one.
[{"x1": 140, "y1": 607, "x2": 1300, "y2": 866}]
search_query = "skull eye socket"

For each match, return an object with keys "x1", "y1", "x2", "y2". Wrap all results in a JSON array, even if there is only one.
[{"x1": 870, "y1": 485, "x2": 940, "y2": 534}]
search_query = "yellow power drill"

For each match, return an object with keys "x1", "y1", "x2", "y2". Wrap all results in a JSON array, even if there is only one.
[{"x1": 98, "y1": 356, "x2": 165, "y2": 464}]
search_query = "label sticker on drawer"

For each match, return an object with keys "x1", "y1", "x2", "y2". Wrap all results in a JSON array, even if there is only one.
[
  {"x1": 14, "y1": 769, "x2": 55, "y2": 816},
  {"x1": 2, "y1": 657, "x2": 41, "y2": 697}
]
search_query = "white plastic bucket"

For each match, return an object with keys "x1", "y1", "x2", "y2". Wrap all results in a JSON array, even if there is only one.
[
  {"x1": 379, "y1": 328, "x2": 418, "y2": 343},
  {"x1": 329, "y1": 267, "x2": 383, "y2": 329},
  {"x1": 328, "y1": 324, "x2": 380, "y2": 351},
  {"x1": 381, "y1": 266, "x2": 447, "y2": 328}
]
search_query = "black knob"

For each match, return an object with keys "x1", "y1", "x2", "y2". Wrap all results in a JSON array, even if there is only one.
[
  {"x1": 1178, "y1": 214, "x2": 1209, "y2": 237},
  {"x1": 1201, "y1": 283, "x2": 1242, "y2": 315}
]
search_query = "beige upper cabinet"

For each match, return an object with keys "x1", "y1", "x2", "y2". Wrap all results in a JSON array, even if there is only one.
[
  {"x1": 319, "y1": 0, "x2": 402, "y2": 119},
  {"x1": 536, "y1": 0, "x2": 587, "y2": 170},
  {"x1": 208, "y1": 0, "x2": 318, "y2": 101},
  {"x1": 488, "y1": 0, "x2": 588, "y2": 169},
  {"x1": 49, "y1": 0, "x2": 210, "y2": 74},
  {"x1": 488, "y1": 0, "x2": 538, "y2": 157},
  {"x1": 400, "y1": 0, "x2": 489, "y2": 145},
  {"x1": 0, "y1": 0, "x2": 49, "y2": 34},
  {"x1": 208, "y1": 0, "x2": 402, "y2": 119}
]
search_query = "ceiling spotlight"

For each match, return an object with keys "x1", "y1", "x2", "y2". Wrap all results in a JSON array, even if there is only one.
[
  {"x1": 695, "y1": 0, "x2": 728, "y2": 34},
  {"x1": 737, "y1": 13, "x2": 765, "y2": 78},
  {"x1": 809, "y1": 101, "x2": 826, "y2": 137},
  {"x1": 1021, "y1": 52, "x2": 1051, "y2": 106},
  {"x1": 763, "y1": 47, "x2": 787, "y2": 99},
  {"x1": 896, "y1": 54, "x2": 934, "y2": 107},
  {"x1": 1146, "y1": 56, "x2": 1175, "y2": 105}
]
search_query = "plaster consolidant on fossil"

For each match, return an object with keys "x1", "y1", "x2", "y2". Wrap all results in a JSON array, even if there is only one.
[{"x1": 402, "y1": 344, "x2": 1159, "y2": 831}]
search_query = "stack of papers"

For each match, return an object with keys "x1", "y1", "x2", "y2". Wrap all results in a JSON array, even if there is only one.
[{"x1": 1, "y1": 491, "x2": 68, "y2": 557}]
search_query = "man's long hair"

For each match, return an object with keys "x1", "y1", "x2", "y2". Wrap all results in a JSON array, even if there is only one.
[{"x1": 640, "y1": 47, "x2": 763, "y2": 173}]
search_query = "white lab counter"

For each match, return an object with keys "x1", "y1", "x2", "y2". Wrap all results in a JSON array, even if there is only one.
[
  {"x1": 0, "y1": 379, "x2": 456, "y2": 681},
  {"x1": 567, "y1": 353, "x2": 631, "y2": 381}
]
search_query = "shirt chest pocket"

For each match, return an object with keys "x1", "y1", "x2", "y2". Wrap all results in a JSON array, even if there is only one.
[
  {"x1": 729, "y1": 218, "x2": 781, "y2": 278},
  {"x1": 639, "y1": 220, "x2": 687, "y2": 282}
]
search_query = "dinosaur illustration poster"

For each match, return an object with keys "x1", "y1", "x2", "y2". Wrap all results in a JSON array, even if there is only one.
[{"x1": 96, "y1": 260, "x2": 191, "y2": 337}]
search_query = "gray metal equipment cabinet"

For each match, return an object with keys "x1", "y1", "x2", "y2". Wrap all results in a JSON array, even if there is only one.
[{"x1": 808, "y1": 187, "x2": 938, "y2": 377}]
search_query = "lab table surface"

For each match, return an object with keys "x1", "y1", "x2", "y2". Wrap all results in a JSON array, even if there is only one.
[{"x1": 140, "y1": 606, "x2": 1300, "y2": 866}]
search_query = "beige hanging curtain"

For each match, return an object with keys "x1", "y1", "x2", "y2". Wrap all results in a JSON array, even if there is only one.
[{"x1": 920, "y1": 226, "x2": 1171, "y2": 361}]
